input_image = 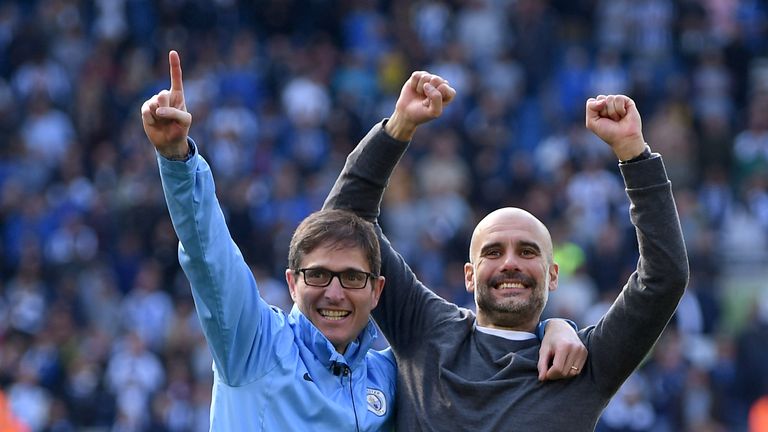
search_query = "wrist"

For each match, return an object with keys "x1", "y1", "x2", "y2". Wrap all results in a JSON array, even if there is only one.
[
  {"x1": 161, "y1": 140, "x2": 193, "y2": 161},
  {"x1": 536, "y1": 318, "x2": 578, "y2": 340},
  {"x1": 618, "y1": 144, "x2": 651, "y2": 164},
  {"x1": 384, "y1": 112, "x2": 417, "y2": 142}
]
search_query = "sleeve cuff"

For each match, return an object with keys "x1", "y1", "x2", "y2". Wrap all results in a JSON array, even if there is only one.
[
  {"x1": 157, "y1": 138, "x2": 199, "y2": 176},
  {"x1": 536, "y1": 318, "x2": 578, "y2": 341},
  {"x1": 618, "y1": 153, "x2": 668, "y2": 190}
]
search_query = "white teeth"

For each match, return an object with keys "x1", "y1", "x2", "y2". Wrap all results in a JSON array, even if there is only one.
[
  {"x1": 319, "y1": 310, "x2": 351, "y2": 320},
  {"x1": 497, "y1": 282, "x2": 525, "y2": 289}
]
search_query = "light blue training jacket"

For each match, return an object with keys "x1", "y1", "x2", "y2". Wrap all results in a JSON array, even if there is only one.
[{"x1": 157, "y1": 140, "x2": 396, "y2": 431}]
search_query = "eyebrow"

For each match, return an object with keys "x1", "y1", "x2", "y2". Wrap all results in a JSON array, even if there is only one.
[
  {"x1": 518, "y1": 240, "x2": 542, "y2": 254},
  {"x1": 302, "y1": 265, "x2": 368, "y2": 273},
  {"x1": 479, "y1": 242, "x2": 503, "y2": 256},
  {"x1": 479, "y1": 240, "x2": 542, "y2": 255}
]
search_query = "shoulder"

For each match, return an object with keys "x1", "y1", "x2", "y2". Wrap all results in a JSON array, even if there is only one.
[{"x1": 367, "y1": 347, "x2": 396, "y2": 370}]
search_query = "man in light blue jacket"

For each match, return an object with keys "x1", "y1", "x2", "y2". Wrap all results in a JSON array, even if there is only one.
[
  {"x1": 140, "y1": 50, "x2": 585, "y2": 431},
  {"x1": 141, "y1": 50, "x2": 406, "y2": 431}
]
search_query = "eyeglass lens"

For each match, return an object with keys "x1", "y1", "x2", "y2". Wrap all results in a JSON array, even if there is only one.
[{"x1": 301, "y1": 268, "x2": 369, "y2": 289}]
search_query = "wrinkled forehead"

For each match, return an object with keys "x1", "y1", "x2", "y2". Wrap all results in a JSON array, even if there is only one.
[{"x1": 469, "y1": 208, "x2": 553, "y2": 259}]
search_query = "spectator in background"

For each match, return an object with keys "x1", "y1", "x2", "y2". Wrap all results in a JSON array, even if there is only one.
[
  {"x1": 734, "y1": 93, "x2": 768, "y2": 187},
  {"x1": 735, "y1": 291, "x2": 768, "y2": 426},
  {"x1": 105, "y1": 331, "x2": 164, "y2": 431},
  {"x1": 0, "y1": 389, "x2": 30, "y2": 431},
  {"x1": 750, "y1": 395, "x2": 768, "y2": 432}
]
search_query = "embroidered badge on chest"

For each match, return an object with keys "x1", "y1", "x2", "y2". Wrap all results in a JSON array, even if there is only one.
[{"x1": 366, "y1": 388, "x2": 387, "y2": 416}]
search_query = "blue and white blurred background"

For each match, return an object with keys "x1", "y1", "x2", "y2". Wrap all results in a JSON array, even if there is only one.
[{"x1": 0, "y1": 1, "x2": 767, "y2": 430}]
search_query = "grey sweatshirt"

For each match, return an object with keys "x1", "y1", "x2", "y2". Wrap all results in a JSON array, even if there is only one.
[{"x1": 324, "y1": 122, "x2": 689, "y2": 431}]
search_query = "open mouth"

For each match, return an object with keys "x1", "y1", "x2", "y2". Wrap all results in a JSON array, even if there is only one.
[
  {"x1": 318, "y1": 309, "x2": 351, "y2": 321},
  {"x1": 493, "y1": 281, "x2": 527, "y2": 291},
  {"x1": 495, "y1": 281, "x2": 526, "y2": 290},
  {"x1": 489, "y1": 272, "x2": 534, "y2": 291}
]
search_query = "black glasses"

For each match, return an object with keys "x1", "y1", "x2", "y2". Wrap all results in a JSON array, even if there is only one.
[{"x1": 296, "y1": 267, "x2": 375, "y2": 289}]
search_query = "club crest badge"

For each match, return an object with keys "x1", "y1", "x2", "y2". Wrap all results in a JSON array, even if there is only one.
[{"x1": 366, "y1": 388, "x2": 387, "y2": 416}]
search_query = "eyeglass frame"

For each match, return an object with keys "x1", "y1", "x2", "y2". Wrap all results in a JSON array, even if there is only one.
[{"x1": 294, "y1": 267, "x2": 377, "y2": 290}]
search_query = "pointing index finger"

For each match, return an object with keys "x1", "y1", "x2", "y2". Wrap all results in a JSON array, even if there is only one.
[{"x1": 169, "y1": 50, "x2": 184, "y2": 92}]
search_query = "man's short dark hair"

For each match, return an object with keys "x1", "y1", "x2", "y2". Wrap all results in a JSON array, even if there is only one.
[{"x1": 288, "y1": 209, "x2": 381, "y2": 276}]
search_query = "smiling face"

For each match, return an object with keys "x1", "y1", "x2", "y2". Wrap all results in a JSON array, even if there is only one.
[
  {"x1": 464, "y1": 208, "x2": 559, "y2": 331},
  {"x1": 286, "y1": 244, "x2": 384, "y2": 354}
]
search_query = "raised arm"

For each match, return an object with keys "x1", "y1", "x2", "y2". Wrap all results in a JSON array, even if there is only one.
[
  {"x1": 324, "y1": 72, "x2": 456, "y2": 349},
  {"x1": 324, "y1": 71, "x2": 455, "y2": 220},
  {"x1": 584, "y1": 95, "x2": 689, "y2": 393},
  {"x1": 141, "y1": 51, "x2": 273, "y2": 384}
]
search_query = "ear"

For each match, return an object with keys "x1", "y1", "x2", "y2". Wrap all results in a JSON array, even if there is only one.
[
  {"x1": 369, "y1": 276, "x2": 385, "y2": 309},
  {"x1": 464, "y1": 262, "x2": 475, "y2": 293},
  {"x1": 548, "y1": 262, "x2": 559, "y2": 292},
  {"x1": 285, "y1": 269, "x2": 299, "y2": 302}
]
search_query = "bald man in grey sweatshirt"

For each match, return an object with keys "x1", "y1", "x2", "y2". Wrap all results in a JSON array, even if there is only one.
[{"x1": 324, "y1": 89, "x2": 689, "y2": 431}]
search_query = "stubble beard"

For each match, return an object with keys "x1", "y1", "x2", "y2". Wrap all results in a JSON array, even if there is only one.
[{"x1": 475, "y1": 273, "x2": 546, "y2": 328}]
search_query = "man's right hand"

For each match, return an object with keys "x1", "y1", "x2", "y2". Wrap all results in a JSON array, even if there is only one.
[
  {"x1": 140, "y1": 50, "x2": 193, "y2": 159},
  {"x1": 385, "y1": 71, "x2": 456, "y2": 141}
]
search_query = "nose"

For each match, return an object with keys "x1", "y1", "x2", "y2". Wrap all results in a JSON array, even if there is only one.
[
  {"x1": 323, "y1": 277, "x2": 346, "y2": 302},
  {"x1": 499, "y1": 252, "x2": 520, "y2": 272}
]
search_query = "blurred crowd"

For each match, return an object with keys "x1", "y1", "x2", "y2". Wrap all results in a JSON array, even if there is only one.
[{"x1": 0, "y1": 0, "x2": 767, "y2": 430}]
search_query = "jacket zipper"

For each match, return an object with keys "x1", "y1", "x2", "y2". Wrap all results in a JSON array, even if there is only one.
[{"x1": 344, "y1": 366, "x2": 360, "y2": 432}]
